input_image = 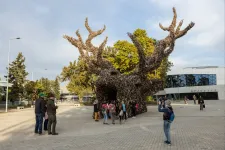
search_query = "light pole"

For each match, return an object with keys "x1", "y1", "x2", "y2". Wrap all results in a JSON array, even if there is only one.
[{"x1": 6, "y1": 37, "x2": 21, "y2": 112}]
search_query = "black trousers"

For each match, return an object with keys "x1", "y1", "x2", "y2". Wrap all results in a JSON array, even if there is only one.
[
  {"x1": 48, "y1": 114, "x2": 57, "y2": 134},
  {"x1": 132, "y1": 108, "x2": 136, "y2": 116},
  {"x1": 44, "y1": 119, "x2": 48, "y2": 131}
]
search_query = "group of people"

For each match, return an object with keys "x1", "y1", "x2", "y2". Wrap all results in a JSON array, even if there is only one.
[
  {"x1": 93, "y1": 100, "x2": 139, "y2": 125},
  {"x1": 159, "y1": 95, "x2": 205, "y2": 111},
  {"x1": 34, "y1": 92, "x2": 58, "y2": 135},
  {"x1": 185, "y1": 95, "x2": 205, "y2": 110}
]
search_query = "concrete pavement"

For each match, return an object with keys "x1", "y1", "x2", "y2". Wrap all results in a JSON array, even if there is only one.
[{"x1": 0, "y1": 101, "x2": 224, "y2": 150}]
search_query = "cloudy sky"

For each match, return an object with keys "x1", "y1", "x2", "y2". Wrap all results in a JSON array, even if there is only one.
[{"x1": 0, "y1": 0, "x2": 224, "y2": 82}]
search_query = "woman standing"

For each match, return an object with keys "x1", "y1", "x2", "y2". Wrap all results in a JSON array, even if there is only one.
[
  {"x1": 102, "y1": 102, "x2": 109, "y2": 124},
  {"x1": 199, "y1": 96, "x2": 205, "y2": 111}
]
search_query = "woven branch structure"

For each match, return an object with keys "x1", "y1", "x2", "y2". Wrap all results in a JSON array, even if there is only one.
[{"x1": 63, "y1": 7, "x2": 195, "y2": 116}]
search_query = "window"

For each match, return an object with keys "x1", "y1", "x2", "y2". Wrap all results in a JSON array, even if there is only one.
[{"x1": 166, "y1": 74, "x2": 216, "y2": 88}]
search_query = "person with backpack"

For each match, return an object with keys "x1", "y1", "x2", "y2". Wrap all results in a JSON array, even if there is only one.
[{"x1": 158, "y1": 100, "x2": 174, "y2": 146}]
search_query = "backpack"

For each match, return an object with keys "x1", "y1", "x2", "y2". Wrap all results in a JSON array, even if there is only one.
[{"x1": 168, "y1": 108, "x2": 175, "y2": 123}]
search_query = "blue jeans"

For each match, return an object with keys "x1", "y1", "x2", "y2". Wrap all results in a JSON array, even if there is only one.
[
  {"x1": 164, "y1": 120, "x2": 171, "y2": 142},
  {"x1": 103, "y1": 112, "x2": 108, "y2": 123},
  {"x1": 35, "y1": 114, "x2": 43, "y2": 134}
]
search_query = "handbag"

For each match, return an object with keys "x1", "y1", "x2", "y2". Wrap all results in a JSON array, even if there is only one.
[
  {"x1": 203, "y1": 104, "x2": 205, "y2": 108},
  {"x1": 119, "y1": 110, "x2": 123, "y2": 116}
]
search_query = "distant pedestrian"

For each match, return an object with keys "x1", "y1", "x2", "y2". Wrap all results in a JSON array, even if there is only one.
[
  {"x1": 34, "y1": 93, "x2": 45, "y2": 135},
  {"x1": 102, "y1": 102, "x2": 109, "y2": 125},
  {"x1": 199, "y1": 96, "x2": 205, "y2": 111},
  {"x1": 158, "y1": 100, "x2": 175, "y2": 146},
  {"x1": 109, "y1": 101, "x2": 116, "y2": 124},
  {"x1": 93, "y1": 100, "x2": 99, "y2": 121},
  {"x1": 121, "y1": 101, "x2": 127, "y2": 121},
  {"x1": 47, "y1": 93, "x2": 59, "y2": 135},
  {"x1": 184, "y1": 96, "x2": 188, "y2": 104},
  {"x1": 131, "y1": 101, "x2": 136, "y2": 118},
  {"x1": 118, "y1": 103, "x2": 123, "y2": 124},
  {"x1": 135, "y1": 103, "x2": 139, "y2": 115},
  {"x1": 193, "y1": 95, "x2": 197, "y2": 104}
]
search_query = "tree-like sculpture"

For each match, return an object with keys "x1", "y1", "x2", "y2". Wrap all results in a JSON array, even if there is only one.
[{"x1": 63, "y1": 8, "x2": 194, "y2": 116}]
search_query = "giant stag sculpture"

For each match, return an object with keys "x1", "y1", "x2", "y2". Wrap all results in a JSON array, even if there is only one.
[{"x1": 64, "y1": 7, "x2": 195, "y2": 116}]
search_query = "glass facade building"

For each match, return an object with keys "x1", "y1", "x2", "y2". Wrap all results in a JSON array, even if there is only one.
[{"x1": 165, "y1": 74, "x2": 217, "y2": 88}]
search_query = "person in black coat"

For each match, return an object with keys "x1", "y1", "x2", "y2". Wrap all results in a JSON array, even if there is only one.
[
  {"x1": 93, "y1": 100, "x2": 99, "y2": 121},
  {"x1": 34, "y1": 93, "x2": 45, "y2": 135},
  {"x1": 199, "y1": 96, "x2": 205, "y2": 111}
]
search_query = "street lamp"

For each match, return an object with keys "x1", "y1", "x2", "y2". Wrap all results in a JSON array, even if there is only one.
[{"x1": 6, "y1": 37, "x2": 21, "y2": 112}]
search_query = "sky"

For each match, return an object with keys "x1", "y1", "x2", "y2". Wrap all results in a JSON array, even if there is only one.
[{"x1": 0, "y1": 0, "x2": 224, "y2": 82}]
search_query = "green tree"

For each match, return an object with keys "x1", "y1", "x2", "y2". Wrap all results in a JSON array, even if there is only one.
[
  {"x1": 52, "y1": 76, "x2": 60, "y2": 99},
  {"x1": 24, "y1": 81, "x2": 36, "y2": 100},
  {"x1": 39, "y1": 78, "x2": 52, "y2": 94},
  {"x1": 8, "y1": 52, "x2": 28, "y2": 100},
  {"x1": 104, "y1": 29, "x2": 173, "y2": 83},
  {"x1": 61, "y1": 57, "x2": 94, "y2": 100},
  {"x1": 0, "y1": 77, "x2": 3, "y2": 101}
]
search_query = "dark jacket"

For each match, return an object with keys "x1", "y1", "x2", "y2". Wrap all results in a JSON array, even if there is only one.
[
  {"x1": 94, "y1": 104, "x2": 99, "y2": 112},
  {"x1": 43, "y1": 100, "x2": 47, "y2": 113},
  {"x1": 199, "y1": 98, "x2": 204, "y2": 104},
  {"x1": 35, "y1": 98, "x2": 45, "y2": 116},
  {"x1": 47, "y1": 99, "x2": 57, "y2": 115},
  {"x1": 158, "y1": 104, "x2": 173, "y2": 121}
]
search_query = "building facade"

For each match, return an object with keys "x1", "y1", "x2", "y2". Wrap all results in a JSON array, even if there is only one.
[{"x1": 156, "y1": 66, "x2": 225, "y2": 100}]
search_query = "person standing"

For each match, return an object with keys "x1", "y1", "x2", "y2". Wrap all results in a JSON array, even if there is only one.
[
  {"x1": 199, "y1": 96, "x2": 205, "y2": 111},
  {"x1": 93, "y1": 100, "x2": 99, "y2": 121},
  {"x1": 158, "y1": 100, "x2": 174, "y2": 146},
  {"x1": 102, "y1": 102, "x2": 109, "y2": 124},
  {"x1": 193, "y1": 95, "x2": 197, "y2": 104},
  {"x1": 34, "y1": 93, "x2": 45, "y2": 135},
  {"x1": 184, "y1": 96, "x2": 188, "y2": 104},
  {"x1": 47, "y1": 93, "x2": 58, "y2": 135},
  {"x1": 43, "y1": 98, "x2": 48, "y2": 131},
  {"x1": 118, "y1": 103, "x2": 123, "y2": 124},
  {"x1": 109, "y1": 101, "x2": 116, "y2": 124},
  {"x1": 132, "y1": 101, "x2": 136, "y2": 118},
  {"x1": 121, "y1": 101, "x2": 127, "y2": 121}
]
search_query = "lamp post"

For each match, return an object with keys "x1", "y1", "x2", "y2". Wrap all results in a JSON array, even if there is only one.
[{"x1": 6, "y1": 37, "x2": 21, "y2": 112}]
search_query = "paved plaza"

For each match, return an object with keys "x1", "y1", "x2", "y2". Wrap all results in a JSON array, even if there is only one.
[{"x1": 0, "y1": 101, "x2": 224, "y2": 150}]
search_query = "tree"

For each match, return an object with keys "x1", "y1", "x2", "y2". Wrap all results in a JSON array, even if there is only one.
[
  {"x1": 24, "y1": 81, "x2": 36, "y2": 100},
  {"x1": 0, "y1": 77, "x2": 3, "y2": 101},
  {"x1": 64, "y1": 7, "x2": 194, "y2": 116},
  {"x1": 52, "y1": 77, "x2": 60, "y2": 99},
  {"x1": 104, "y1": 29, "x2": 173, "y2": 82},
  {"x1": 61, "y1": 57, "x2": 94, "y2": 100},
  {"x1": 8, "y1": 52, "x2": 28, "y2": 100}
]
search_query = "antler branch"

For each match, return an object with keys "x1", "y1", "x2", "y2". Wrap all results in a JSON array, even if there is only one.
[
  {"x1": 130, "y1": 7, "x2": 194, "y2": 75},
  {"x1": 127, "y1": 32, "x2": 146, "y2": 74},
  {"x1": 85, "y1": 18, "x2": 107, "y2": 56},
  {"x1": 64, "y1": 17, "x2": 116, "y2": 75}
]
